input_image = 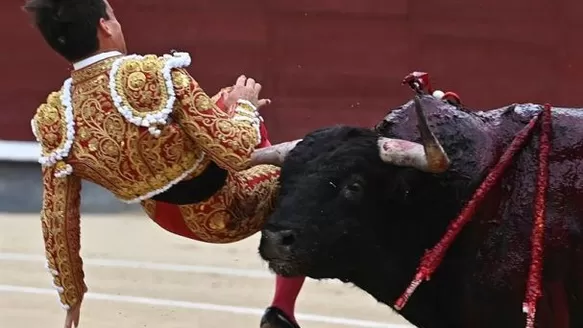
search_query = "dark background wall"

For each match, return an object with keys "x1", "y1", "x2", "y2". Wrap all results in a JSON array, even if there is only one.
[{"x1": 1, "y1": 0, "x2": 581, "y2": 212}]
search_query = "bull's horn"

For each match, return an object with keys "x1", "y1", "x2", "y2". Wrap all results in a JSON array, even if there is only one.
[
  {"x1": 377, "y1": 95, "x2": 450, "y2": 173},
  {"x1": 250, "y1": 139, "x2": 302, "y2": 166}
]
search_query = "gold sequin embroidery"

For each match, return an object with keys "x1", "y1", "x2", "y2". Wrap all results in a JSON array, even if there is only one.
[
  {"x1": 33, "y1": 93, "x2": 66, "y2": 157},
  {"x1": 112, "y1": 55, "x2": 169, "y2": 116},
  {"x1": 40, "y1": 165, "x2": 86, "y2": 308},
  {"x1": 171, "y1": 68, "x2": 259, "y2": 172},
  {"x1": 34, "y1": 52, "x2": 270, "y2": 310},
  {"x1": 178, "y1": 164, "x2": 280, "y2": 243}
]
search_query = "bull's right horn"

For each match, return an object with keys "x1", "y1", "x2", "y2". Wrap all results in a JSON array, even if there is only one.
[
  {"x1": 250, "y1": 139, "x2": 302, "y2": 167},
  {"x1": 377, "y1": 95, "x2": 450, "y2": 173},
  {"x1": 377, "y1": 137, "x2": 448, "y2": 173}
]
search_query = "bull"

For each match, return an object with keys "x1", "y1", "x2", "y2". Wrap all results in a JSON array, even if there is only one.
[{"x1": 254, "y1": 74, "x2": 583, "y2": 328}]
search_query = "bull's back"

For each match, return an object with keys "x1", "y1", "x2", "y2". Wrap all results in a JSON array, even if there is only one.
[
  {"x1": 468, "y1": 105, "x2": 583, "y2": 327},
  {"x1": 432, "y1": 103, "x2": 583, "y2": 327},
  {"x1": 546, "y1": 107, "x2": 583, "y2": 229},
  {"x1": 549, "y1": 107, "x2": 583, "y2": 153},
  {"x1": 547, "y1": 108, "x2": 583, "y2": 328}
]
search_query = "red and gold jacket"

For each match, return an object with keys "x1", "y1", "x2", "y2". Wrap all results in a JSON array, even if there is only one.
[{"x1": 30, "y1": 51, "x2": 263, "y2": 310}]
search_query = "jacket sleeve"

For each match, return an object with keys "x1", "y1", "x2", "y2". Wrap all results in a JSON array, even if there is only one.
[
  {"x1": 40, "y1": 164, "x2": 85, "y2": 309},
  {"x1": 31, "y1": 93, "x2": 86, "y2": 309},
  {"x1": 170, "y1": 68, "x2": 262, "y2": 172},
  {"x1": 110, "y1": 52, "x2": 261, "y2": 172}
]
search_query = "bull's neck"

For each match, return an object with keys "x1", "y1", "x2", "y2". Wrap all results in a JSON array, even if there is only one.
[
  {"x1": 354, "y1": 105, "x2": 536, "y2": 326},
  {"x1": 333, "y1": 105, "x2": 540, "y2": 328},
  {"x1": 347, "y1": 252, "x2": 449, "y2": 327},
  {"x1": 431, "y1": 104, "x2": 535, "y2": 184},
  {"x1": 473, "y1": 104, "x2": 539, "y2": 175}
]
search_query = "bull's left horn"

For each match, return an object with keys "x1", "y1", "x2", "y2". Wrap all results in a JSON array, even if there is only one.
[
  {"x1": 377, "y1": 95, "x2": 450, "y2": 173},
  {"x1": 250, "y1": 139, "x2": 302, "y2": 166}
]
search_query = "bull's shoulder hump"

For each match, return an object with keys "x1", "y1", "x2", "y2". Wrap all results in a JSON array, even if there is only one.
[{"x1": 550, "y1": 108, "x2": 583, "y2": 145}]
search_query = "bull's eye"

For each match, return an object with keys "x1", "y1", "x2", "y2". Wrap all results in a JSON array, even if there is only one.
[
  {"x1": 342, "y1": 181, "x2": 363, "y2": 200},
  {"x1": 346, "y1": 182, "x2": 362, "y2": 192}
]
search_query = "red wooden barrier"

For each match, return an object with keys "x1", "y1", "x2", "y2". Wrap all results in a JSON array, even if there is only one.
[{"x1": 3, "y1": 0, "x2": 582, "y2": 144}]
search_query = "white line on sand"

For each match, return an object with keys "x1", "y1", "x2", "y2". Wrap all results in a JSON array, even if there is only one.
[
  {"x1": 0, "y1": 252, "x2": 272, "y2": 278},
  {"x1": 0, "y1": 252, "x2": 343, "y2": 284},
  {"x1": 0, "y1": 284, "x2": 411, "y2": 328}
]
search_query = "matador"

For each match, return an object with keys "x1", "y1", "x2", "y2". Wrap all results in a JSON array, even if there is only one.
[{"x1": 24, "y1": 0, "x2": 305, "y2": 327}]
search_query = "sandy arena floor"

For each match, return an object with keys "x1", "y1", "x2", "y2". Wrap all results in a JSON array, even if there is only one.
[{"x1": 0, "y1": 213, "x2": 414, "y2": 328}]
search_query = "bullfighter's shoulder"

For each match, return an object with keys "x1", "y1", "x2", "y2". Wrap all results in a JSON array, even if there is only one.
[
  {"x1": 31, "y1": 89, "x2": 73, "y2": 167},
  {"x1": 108, "y1": 52, "x2": 192, "y2": 120}
]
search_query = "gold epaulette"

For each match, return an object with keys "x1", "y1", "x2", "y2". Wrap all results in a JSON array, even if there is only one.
[
  {"x1": 31, "y1": 85, "x2": 75, "y2": 178},
  {"x1": 108, "y1": 51, "x2": 192, "y2": 136}
]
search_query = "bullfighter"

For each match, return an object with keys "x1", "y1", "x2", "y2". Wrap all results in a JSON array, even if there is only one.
[{"x1": 23, "y1": 0, "x2": 305, "y2": 327}]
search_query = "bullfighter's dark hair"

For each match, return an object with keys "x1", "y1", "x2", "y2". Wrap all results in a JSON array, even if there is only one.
[{"x1": 22, "y1": 0, "x2": 110, "y2": 62}]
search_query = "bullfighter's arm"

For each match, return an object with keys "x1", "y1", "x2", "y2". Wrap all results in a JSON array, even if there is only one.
[
  {"x1": 110, "y1": 52, "x2": 261, "y2": 172},
  {"x1": 40, "y1": 165, "x2": 85, "y2": 309},
  {"x1": 170, "y1": 67, "x2": 262, "y2": 171},
  {"x1": 31, "y1": 97, "x2": 85, "y2": 310}
]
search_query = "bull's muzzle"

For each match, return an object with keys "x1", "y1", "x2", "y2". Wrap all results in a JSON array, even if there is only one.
[{"x1": 260, "y1": 229, "x2": 296, "y2": 260}]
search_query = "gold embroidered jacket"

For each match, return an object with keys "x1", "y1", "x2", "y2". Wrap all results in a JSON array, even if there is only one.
[{"x1": 31, "y1": 52, "x2": 262, "y2": 309}]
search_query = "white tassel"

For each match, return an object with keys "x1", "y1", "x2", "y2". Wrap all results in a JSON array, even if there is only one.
[{"x1": 432, "y1": 90, "x2": 445, "y2": 100}]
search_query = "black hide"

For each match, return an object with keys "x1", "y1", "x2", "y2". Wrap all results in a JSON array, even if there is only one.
[{"x1": 258, "y1": 95, "x2": 583, "y2": 328}]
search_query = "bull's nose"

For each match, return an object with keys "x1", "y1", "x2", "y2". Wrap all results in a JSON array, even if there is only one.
[{"x1": 261, "y1": 229, "x2": 296, "y2": 260}]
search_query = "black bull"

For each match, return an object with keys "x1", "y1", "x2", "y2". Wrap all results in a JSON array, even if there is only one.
[{"x1": 255, "y1": 96, "x2": 583, "y2": 328}]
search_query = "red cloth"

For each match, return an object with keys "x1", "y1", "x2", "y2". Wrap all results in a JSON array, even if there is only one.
[
  {"x1": 258, "y1": 120, "x2": 271, "y2": 147},
  {"x1": 152, "y1": 201, "x2": 193, "y2": 239},
  {"x1": 271, "y1": 275, "x2": 305, "y2": 323}
]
